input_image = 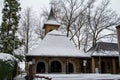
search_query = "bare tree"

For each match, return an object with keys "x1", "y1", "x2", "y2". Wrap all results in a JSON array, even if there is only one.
[
  {"x1": 40, "y1": 7, "x2": 49, "y2": 21},
  {"x1": 0, "y1": 1, "x2": 3, "y2": 24},
  {"x1": 0, "y1": 1, "x2": 2, "y2": 8},
  {"x1": 37, "y1": 0, "x2": 120, "y2": 52},
  {"x1": 35, "y1": 15, "x2": 45, "y2": 39},
  {"x1": 60, "y1": 0, "x2": 87, "y2": 37},
  {"x1": 18, "y1": 7, "x2": 36, "y2": 54},
  {"x1": 70, "y1": 12, "x2": 87, "y2": 49},
  {"x1": 41, "y1": 0, "x2": 88, "y2": 37},
  {"x1": 86, "y1": 0, "x2": 120, "y2": 47}
]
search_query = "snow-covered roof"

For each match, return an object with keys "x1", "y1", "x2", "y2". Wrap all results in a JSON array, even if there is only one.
[
  {"x1": 44, "y1": 20, "x2": 60, "y2": 26},
  {"x1": 116, "y1": 25, "x2": 120, "y2": 29},
  {"x1": 0, "y1": 53, "x2": 17, "y2": 61},
  {"x1": 27, "y1": 30, "x2": 90, "y2": 57},
  {"x1": 87, "y1": 42, "x2": 119, "y2": 57},
  {"x1": 88, "y1": 51, "x2": 119, "y2": 57},
  {"x1": 48, "y1": 30, "x2": 66, "y2": 36}
]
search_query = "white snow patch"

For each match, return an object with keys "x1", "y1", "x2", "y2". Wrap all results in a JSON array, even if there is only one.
[
  {"x1": 44, "y1": 20, "x2": 60, "y2": 26},
  {"x1": 18, "y1": 61, "x2": 25, "y2": 71},
  {"x1": 48, "y1": 30, "x2": 66, "y2": 36},
  {"x1": 88, "y1": 50, "x2": 119, "y2": 57},
  {"x1": 34, "y1": 74, "x2": 120, "y2": 80},
  {"x1": 15, "y1": 73, "x2": 120, "y2": 80},
  {"x1": 14, "y1": 73, "x2": 26, "y2": 80},
  {"x1": 0, "y1": 53, "x2": 17, "y2": 61}
]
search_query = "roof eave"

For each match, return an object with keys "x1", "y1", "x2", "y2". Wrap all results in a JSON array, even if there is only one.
[
  {"x1": 116, "y1": 25, "x2": 120, "y2": 29},
  {"x1": 26, "y1": 54, "x2": 91, "y2": 58}
]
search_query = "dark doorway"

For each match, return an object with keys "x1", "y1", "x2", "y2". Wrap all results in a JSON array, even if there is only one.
[
  {"x1": 51, "y1": 61, "x2": 62, "y2": 73},
  {"x1": 68, "y1": 63, "x2": 74, "y2": 73},
  {"x1": 37, "y1": 62, "x2": 45, "y2": 73},
  {"x1": 101, "y1": 61, "x2": 105, "y2": 73},
  {"x1": 81, "y1": 62, "x2": 84, "y2": 73}
]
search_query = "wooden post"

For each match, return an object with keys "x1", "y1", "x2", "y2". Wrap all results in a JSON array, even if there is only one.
[
  {"x1": 63, "y1": 58, "x2": 66, "y2": 73},
  {"x1": 112, "y1": 58, "x2": 116, "y2": 74},
  {"x1": 66, "y1": 58, "x2": 68, "y2": 74},
  {"x1": 98, "y1": 56, "x2": 101, "y2": 73},
  {"x1": 92, "y1": 57, "x2": 95, "y2": 73},
  {"x1": 48, "y1": 57, "x2": 50, "y2": 73},
  {"x1": 116, "y1": 25, "x2": 120, "y2": 73}
]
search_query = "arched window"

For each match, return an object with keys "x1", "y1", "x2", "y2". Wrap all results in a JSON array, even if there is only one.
[
  {"x1": 51, "y1": 61, "x2": 62, "y2": 73},
  {"x1": 68, "y1": 62, "x2": 74, "y2": 73},
  {"x1": 36, "y1": 62, "x2": 45, "y2": 73}
]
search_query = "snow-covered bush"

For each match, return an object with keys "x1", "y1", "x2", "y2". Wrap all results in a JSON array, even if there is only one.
[{"x1": 0, "y1": 53, "x2": 18, "y2": 80}]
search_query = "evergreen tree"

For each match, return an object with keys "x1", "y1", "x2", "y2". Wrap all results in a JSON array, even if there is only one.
[{"x1": 0, "y1": 0, "x2": 22, "y2": 54}]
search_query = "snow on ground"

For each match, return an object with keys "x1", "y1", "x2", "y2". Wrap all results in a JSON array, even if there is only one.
[
  {"x1": 35, "y1": 74, "x2": 120, "y2": 80},
  {"x1": 18, "y1": 61, "x2": 25, "y2": 71},
  {"x1": 14, "y1": 73, "x2": 26, "y2": 80},
  {"x1": 15, "y1": 73, "x2": 120, "y2": 80}
]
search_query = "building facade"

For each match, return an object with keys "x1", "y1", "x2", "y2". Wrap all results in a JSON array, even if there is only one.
[{"x1": 26, "y1": 9, "x2": 119, "y2": 76}]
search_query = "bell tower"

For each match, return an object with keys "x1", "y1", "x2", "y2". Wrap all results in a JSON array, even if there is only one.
[{"x1": 43, "y1": 8, "x2": 60, "y2": 35}]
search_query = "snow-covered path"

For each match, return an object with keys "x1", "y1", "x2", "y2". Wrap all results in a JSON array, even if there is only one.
[
  {"x1": 15, "y1": 73, "x2": 120, "y2": 80},
  {"x1": 35, "y1": 74, "x2": 120, "y2": 80}
]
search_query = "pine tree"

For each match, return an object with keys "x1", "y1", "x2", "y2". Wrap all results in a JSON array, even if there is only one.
[{"x1": 0, "y1": 0, "x2": 22, "y2": 54}]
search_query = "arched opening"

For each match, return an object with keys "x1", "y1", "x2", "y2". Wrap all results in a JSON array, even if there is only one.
[
  {"x1": 87, "y1": 61, "x2": 91, "y2": 73},
  {"x1": 36, "y1": 62, "x2": 45, "y2": 73},
  {"x1": 81, "y1": 62, "x2": 84, "y2": 73},
  {"x1": 106, "y1": 62, "x2": 111, "y2": 73},
  {"x1": 101, "y1": 61, "x2": 105, "y2": 73},
  {"x1": 68, "y1": 62, "x2": 74, "y2": 73},
  {"x1": 51, "y1": 61, "x2": 62, "y2": 73}
]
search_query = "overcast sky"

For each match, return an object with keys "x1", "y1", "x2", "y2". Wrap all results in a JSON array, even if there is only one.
[{"x1": 0, "y1": 0, "x2": 120, "y2": 24}]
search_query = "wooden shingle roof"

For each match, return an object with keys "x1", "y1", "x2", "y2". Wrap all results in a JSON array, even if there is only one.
[
  {"x1": 87, "y1": 42, "x2": 119, "y2": 57},
  {"x1": 94, "y1": 42, "x2": 118, "y2": 51}
]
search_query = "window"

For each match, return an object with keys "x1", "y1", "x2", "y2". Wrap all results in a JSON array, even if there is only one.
[
  {"x1": 101, "y1": 61, "x2": 105, "y2": 73},
  {"x1": 36, "y1": 62, "x2": 45, "y2": 73},
  {"x1": 51, "y1": 61, "x2": 62, "y2": 73},
  {"x1": 68, "y1": 62, "x2": 74, "y2": 73}
]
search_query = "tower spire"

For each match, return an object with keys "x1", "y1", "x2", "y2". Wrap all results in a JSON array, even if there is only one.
[
  {"x1": 47, "y1": 8, "x2": 55, "y2": 20},
  {"x1": 43, "y1": 7, "x2": 60, "y2": 35}
]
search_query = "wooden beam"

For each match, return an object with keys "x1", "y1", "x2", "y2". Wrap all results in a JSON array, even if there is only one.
[
  {"x1": 112, "y1": 58, "x2": 116, "y2": 74},
  {"x1": 92, "y1": 57, "x2": 95, "y2": 73}
]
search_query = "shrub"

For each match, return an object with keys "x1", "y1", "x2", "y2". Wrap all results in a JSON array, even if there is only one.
[{"x1": 0, "y1": 60, "x2": 15, "y2": 80}]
